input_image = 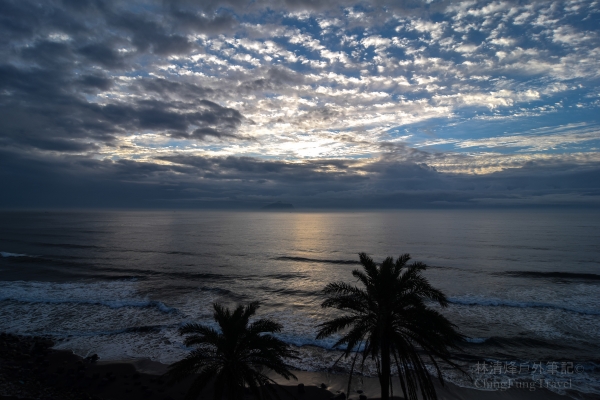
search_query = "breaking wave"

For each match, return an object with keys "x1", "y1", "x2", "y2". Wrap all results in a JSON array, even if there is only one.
[
  {"x1": 0, "y1": 296, "x2": 177, "y2": 313},
  {"x1": 449, "y1": 296, "x2": 600, "y2": 316},
  {"x1": 0, "y1": 251, "x2": 29, "y2": 257},
  {"x1": 0, "y1": 280, "x2": 177, "y2": 314},
  {"x1": 498, "y1": 271, "x2": 600, "y2": 281}
]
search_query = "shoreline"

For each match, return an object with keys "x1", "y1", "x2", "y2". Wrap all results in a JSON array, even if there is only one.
[{"x1": 0, "y1": 333, "x2": 581, "y2": 400}]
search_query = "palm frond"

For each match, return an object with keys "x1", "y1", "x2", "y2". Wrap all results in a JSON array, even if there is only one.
[
  {"x1": 248, "y1": 318, "x2": 283, "y2": 335},
  {"x1": 316, "y1": 252, "x2": 466, "y2": 400},
  {"x1": 167, "y1": 301, "x2": 297, "y2": 399},
  {"x1": 316, "y1": 315, "x2": 360, "y2": 339}
]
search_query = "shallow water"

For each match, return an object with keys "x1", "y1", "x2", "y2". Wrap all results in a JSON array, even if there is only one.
[{"x1": 0, "y1": 210, "x2": 599, "y2": 397}]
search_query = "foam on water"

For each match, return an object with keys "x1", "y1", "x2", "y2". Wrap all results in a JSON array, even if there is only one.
[
  {"x1": 0, "y1": 280, "x2": 185, "y2": 340},
  {"x1": 1, "y1": 296, "x2": 176, "y2": 313},
  {"x1": 38, "y1": 324, "x2": 174, "y2": 337},
  {"x1": 449, "y1": 296, "x2": 600, "y2": 316},
  {"x1": 465, "y1": 337, "x2": 489, "y2": 344},
  {"x1": 0, "y1": 251, "x2": 28, "y2": 257},
  {"x1": 0, "y1": 280, "x2": 175, "y2": 312},
  {"x1": 500, "y1": 271, "x2": 600, "y2": 281}
]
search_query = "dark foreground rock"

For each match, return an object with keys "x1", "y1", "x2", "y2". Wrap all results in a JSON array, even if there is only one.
[
  {"x1": 0, "y1": 332, "x2": 93, "y2": 400},
  {"x1": 0, "y1": 332, "x2": 192, "y2": 400},
  {"x1": 0, "y1": 332, "x2": 334, "y2": 400}
]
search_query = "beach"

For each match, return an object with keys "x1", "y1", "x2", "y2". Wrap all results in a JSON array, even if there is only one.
[
  {"x1": 1, "y1": 210, "x2": 598, "y2": 399},
  {"x1": 1, "y1": 333, "x2": 580, "y2": 400}
]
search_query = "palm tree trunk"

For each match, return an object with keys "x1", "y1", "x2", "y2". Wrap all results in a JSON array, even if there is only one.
[{"x1": 380, "y1": 336, "x2": 391, "y2": 400}]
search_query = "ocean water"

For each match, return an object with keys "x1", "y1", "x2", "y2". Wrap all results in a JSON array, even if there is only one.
[{"x1": 0, "y1": 210, "x2": 599, "y2": 397}]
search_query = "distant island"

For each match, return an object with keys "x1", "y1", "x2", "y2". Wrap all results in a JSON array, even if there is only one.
[{"x1": 261, "y1": 201, "x2": 294, "y2": 210}]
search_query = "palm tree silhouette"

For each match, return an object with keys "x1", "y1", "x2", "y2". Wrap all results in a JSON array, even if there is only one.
[
  {"x1": 316, "y1": 253, "x2": 465, "y2": 400},
  {"x1": 165, "y1": 302, "x2": 299, "y2": 400}
]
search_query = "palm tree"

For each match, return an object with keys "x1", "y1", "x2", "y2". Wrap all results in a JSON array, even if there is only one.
[
  {"x1": 316, "y1": 253, "x2": 465, "y2": 400},
  {"x1": 165, "y1": 302, "x2": 299, "y2": 400}
]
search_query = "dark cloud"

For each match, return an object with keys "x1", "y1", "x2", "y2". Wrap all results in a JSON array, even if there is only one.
[
  {"x1": 109, "y1": 12, "x2": 195, "y2": 55},
  {"x1": 160, "y1": 155, "x2": 362, "y2": 184},
  {"x1": 77, "y1": 74, "x2": 114, "y2": 91},
  {"x1": 237, "y1": 66, "x2": 306, "y2": 94},
  {"x1": 186, "y1": 127, "x2": 241, "y2": 140},
  {"x1": 136, "y1": 78, "x2": 216, "y2": 101},
  {"x1": 166, "y1": 5, "x2": 238, "y2": 34},
  {"x1": 2, "y1": 146, "x2": 599, "y2": 209},
  {"x1": 77, "y1": 42, "x2": 128, "y2": 68},
  {"x1": 20, "y1": 40, "x2": 74, "y2": 68},
  {"x1": 0, "y1": 0, "x2": 248, "y2": 151}
]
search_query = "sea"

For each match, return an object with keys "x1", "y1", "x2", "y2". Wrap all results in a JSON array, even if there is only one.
[{"x1": 0, "y1": 210, "x2": 599, "y2": 397}]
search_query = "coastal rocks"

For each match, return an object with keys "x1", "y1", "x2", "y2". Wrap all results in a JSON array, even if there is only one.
[{"x1": 0, "y1": 333, "x2": 93, "y2": 399}]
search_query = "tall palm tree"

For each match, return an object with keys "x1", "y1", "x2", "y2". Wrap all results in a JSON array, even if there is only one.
[
  {"x1": 316, "y1": 253, "x2": 465, "y2": 400},
  {"x1": 165, "y1": 302, "x2": 299, "y2": 400}
]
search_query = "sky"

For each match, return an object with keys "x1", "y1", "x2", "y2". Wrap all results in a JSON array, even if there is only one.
[{"x1": 1, "y1": 0, "x2": 599, "y2": 209}]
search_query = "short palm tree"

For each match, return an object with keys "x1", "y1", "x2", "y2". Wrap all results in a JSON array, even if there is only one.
[
  {"x1": 316, "y1": 253, "x2": 465, "y2": 400},
  {"x1": 165, "y1": 302, "x2": 299, "y2": 400}
]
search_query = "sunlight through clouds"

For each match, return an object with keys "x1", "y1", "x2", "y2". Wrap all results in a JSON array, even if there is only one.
[{"x1": 1, "y1": 0, "x2": 599, "y2": 207}]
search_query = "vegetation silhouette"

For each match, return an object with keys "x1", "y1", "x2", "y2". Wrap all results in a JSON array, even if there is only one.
[
  {"x1": 316, "y1": 253, "x2": 465, "y2": 400},
  {"x1": 164, "y1": 302, "x2": 299, "y2": 400}
]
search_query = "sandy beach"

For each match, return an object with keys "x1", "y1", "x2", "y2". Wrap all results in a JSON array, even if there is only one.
[{"x1": 1, "y1": 333, "x2": 581, "y2": 400}]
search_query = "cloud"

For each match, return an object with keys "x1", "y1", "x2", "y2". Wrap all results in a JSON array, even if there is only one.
[
  {"x1": 454, "y1": 123, "x2": 600, "y2": 152},
  {"x1": 1, "y1": 0, "x2": 599, "y2": 208},
  {"x1": 2, "y1": 146, "x2": 598, "y2": 209}
]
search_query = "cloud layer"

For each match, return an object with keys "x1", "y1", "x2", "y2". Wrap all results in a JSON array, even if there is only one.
[{"x1": 1, "y1": 0, "x2": 599, "y2": 208}]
